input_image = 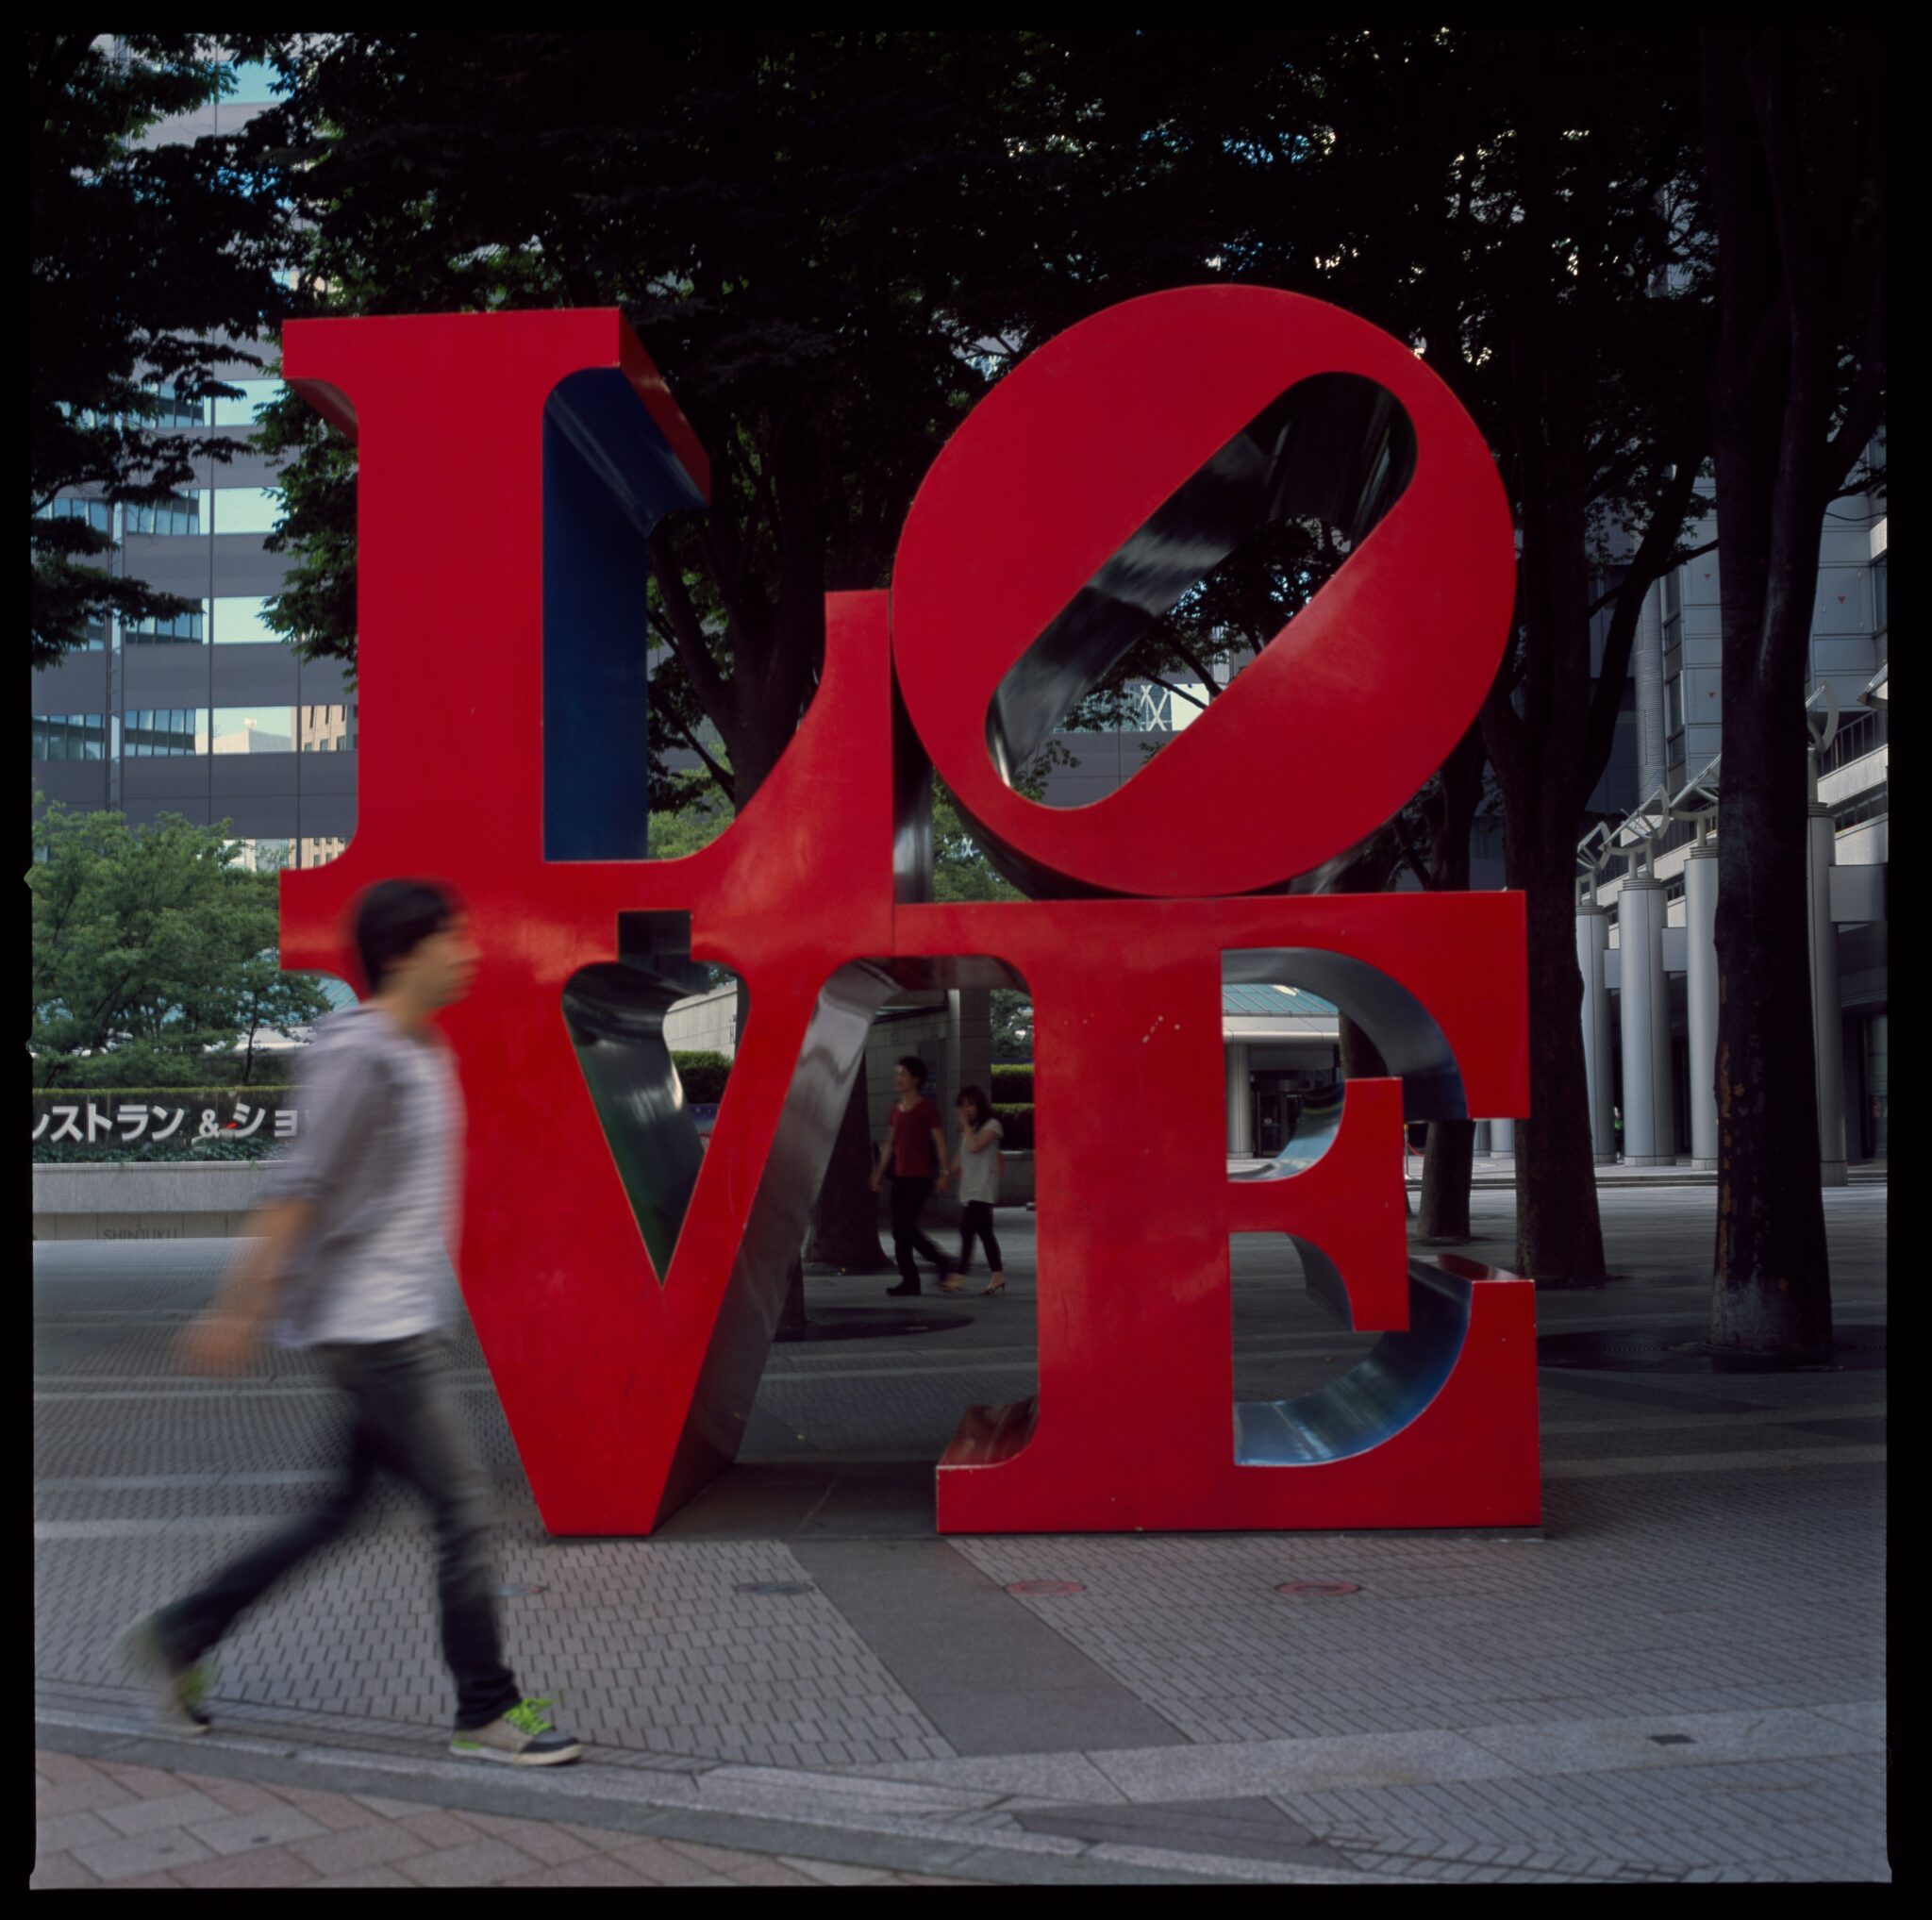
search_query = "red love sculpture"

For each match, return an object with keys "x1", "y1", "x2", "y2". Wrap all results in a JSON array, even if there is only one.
[{"x1": 276, "y1": 291, "x2": 1538, "y2": 1537}]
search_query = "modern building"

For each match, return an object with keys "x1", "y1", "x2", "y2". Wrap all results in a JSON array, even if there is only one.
[
  {"x1": 30, "y1": 59, "x2": 351, "y2": 879},
  {"x1": 1575, "y1": 476, "x2": 1888, "y2": 1181},
  {"x1": 33, "y1": 54, "x2": 1885, "y2": 1170}
]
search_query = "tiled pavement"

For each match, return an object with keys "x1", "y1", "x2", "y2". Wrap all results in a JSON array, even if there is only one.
[
  {"x1": 34, "y1": 1186, "x2": 1890, "y2": 1885},
  {"x1": 31, "y1": 1749, "x2": 980, "y2": 1887}
]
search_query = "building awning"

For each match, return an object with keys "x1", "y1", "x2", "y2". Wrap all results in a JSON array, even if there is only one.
[{"x1": 1221, "y1": 983, "x2": 1340, "y2": 1043}]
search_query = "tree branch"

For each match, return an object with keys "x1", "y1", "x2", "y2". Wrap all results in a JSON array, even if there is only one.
[
  {"x1": 653, "y1": 699, "x2": 736, "y2": 806},
  {"x1": 646, "y1": 528, "x2": 734, "y2": 736}
]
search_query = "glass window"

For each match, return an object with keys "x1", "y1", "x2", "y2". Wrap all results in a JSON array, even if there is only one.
[
  {"x1": 151, "y1": 384, "x2": 208, "y2": 427},
  {"x1": 219, "y1": 59, "x2": 279, "y2": 105},
  {"x1": 209, "y1": 487, "x2": 280, "y2": 534},
  {"x1": 210, "y1": 595, "x2": 279, "y2": 645},
  {"x1": 125, "y1": 492, "x2": 206, "y2": 537},
  {"x1": 228, "y1": 837, "x2": 293, "y2": 873},
  {"x1": 125, "y1": 600, "x2": 208, "y2": 644},
  {"x1": 299, "y1": 835, "x2": 348, "y2": 868},
  {"x1": 209, "y1": 705, "x2": 298, "y2": 754},
  {"x1": 1873, "y1": 554, "x2": 1886, "y2": 659},
  {"x1": 125, "y1": 709, "x2": 204, "y2": 757},
  {"x1": 300, "y1": 701, "x2": 357, "y2": 752},
  {"x1": 210, "y1": 379, "x2": 283, "y2": 427},
  {"x1": 38, "y1": 497, "x2": 113, "y2": 533},
  {"x1": 32, "y1": 715, "x2": 108, "y2": 761}
]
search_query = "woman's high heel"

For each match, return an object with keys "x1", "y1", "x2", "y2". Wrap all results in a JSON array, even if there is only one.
[{"x1": 980, "y1": 1277, "x2": 1006, "y2": 1296}]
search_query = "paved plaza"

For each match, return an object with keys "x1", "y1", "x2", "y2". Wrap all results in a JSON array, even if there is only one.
[{"x1": 34, "y1": 1183, "x2": 1888, "y2": 1885}]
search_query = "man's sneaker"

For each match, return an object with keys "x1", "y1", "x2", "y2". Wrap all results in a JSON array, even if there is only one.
[
  {"x1": 450, "y1": 1696, "x2": 582, "y2": 1766},
  {"x1": 113, "y1": 1612, "x2": 212, "y2": 1736}
]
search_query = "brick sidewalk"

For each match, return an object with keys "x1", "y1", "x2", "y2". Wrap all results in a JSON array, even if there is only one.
[{"x1": 33, "y1": 1750, "x2": 980, "y2": 1888}]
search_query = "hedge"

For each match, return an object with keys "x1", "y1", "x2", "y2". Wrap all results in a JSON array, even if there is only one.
[
  {"x1": 991, "y1": 1063, "x2": 1033, "y2": 1102},
  {"x1": 33, "y1": 1084, "x2": 292, "y2": 1110},
  {"x1": 33, "y1": 1135, "x2": 281, "y2": 1164},
  {"x1": 671, "y1": 1050, "x2": 732, "y2": 1103},
  {"x1": 992, "y1": 1103, "x2": 1034, "y2": 1150}
]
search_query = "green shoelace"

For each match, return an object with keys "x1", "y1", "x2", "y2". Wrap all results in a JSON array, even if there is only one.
[{"x1": 503, "y1": 1696, "x2": 555, "y2": 1736}]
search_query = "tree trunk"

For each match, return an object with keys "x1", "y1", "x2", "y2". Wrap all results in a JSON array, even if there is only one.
[
  {"x1": 1508, "y1": 851, "x2": 1607, "y2": 1280},
  {"x1": 774, "y1": 1252, "x2": 808, "y2": 1336},
  {"x1": 1338, "y1": 1014, "x2": 1387, "y2": 1080},
  {"x1": 1418, "y1": 1120, "x2": 1474, "y2": 1244},
  {"x1": 1697, "y1": 27, "x2": 1858, "y2": 1358},
  {"x1": 1418, "y1": 724, "x2": 1485, "y2": 1243},
  {"x1": 1481, "y1": 288, "x2": 1609, "y2": 1284},
  {"x1": 806, "y1": 1067, "x2": 889, "y2": 1269}
]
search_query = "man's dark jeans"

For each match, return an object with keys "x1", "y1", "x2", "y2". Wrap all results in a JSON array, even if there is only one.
[
  {"x1": 157, "y1": 1332, "x2": 520, "y2": 1730},
  {"x1": 889, "y1": 1175, "x2": 951, "y2": 1289}
]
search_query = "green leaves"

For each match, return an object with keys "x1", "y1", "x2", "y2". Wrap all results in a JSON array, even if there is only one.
[
  {"x1": 29, "y1": 34, "x2": 297, "y2": 664},
  {"x1": 29, "y1": 796, "x2": 333, "y2": 1087}
]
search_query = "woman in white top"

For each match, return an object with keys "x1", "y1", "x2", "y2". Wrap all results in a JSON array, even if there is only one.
[{"x1": 949, "y1": 1086, "x2": 1007, "y2": 1297}]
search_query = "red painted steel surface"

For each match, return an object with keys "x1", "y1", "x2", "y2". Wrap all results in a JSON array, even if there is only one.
[
  {"x1": 277, "y1": 291, "x2": 1538, "y2": 1537},
  {"x1": 893, "y1": 286, "x2": 1517, "y2": 899}
]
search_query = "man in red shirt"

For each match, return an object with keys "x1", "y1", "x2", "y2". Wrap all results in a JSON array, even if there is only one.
[{"x1": 870, "y1": 1055, "x2": 958, "y2": 1296}]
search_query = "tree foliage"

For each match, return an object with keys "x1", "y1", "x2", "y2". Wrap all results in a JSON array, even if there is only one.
[
  {"x1": 30, "y1": 797, "x2": 332, "y2": 1087},
  {"x1": 28, "y1": 34, "x2": 293, "y2": 663}
]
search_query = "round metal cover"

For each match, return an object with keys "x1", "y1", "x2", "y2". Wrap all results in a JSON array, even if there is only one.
[
  {"x1": 735, "y1": 1580, "x2": 815, "y2": 1596},
  {"x1": 1005, "y1": 1579, "x2": 1086, "y2": 1597},
  {"x1": 1276, "y1": 1579, "x2": 1360, "y2": 1598}
]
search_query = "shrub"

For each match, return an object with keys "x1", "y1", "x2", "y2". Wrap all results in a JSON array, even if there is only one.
[
  {"x1": 33, "y1": 1135, "x2": 280, "y2": 1163},
  {"x1": 992, "y1": 1103, "x2": 1034, "y2": 1150},
  {"x1": 672, "y1": 1050, "x2": 732, "y2": 1102},
  {"x1": 991, "y1": 1062, "x2": 1033, "y2": 1102}
]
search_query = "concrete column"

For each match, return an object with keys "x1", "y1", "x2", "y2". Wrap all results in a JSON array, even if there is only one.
[
  {"x1": 951, "y1": 986, "x2": 994, "y2": 1112},
  {"x1": 1633, "y1": 580, "x2": 1669, "y2": 803},
  {"x1": 1490, "y1": 1118, "x2": 1515, "y2": 1156},
  {"x1": 1807, "y1": 790, "x2": 1849, "y2": 1186},
  {"x1": 1682, "y1": 844, "x2": 1720, "y2": 1170},
  {"x1": 1474, "y1": 1121, "x2": 1492, "y2": 1155},
  {"x1": 1225, "y1": 1042, "x2": 1253, "y2": 1156},
  {"x1": 1576, "y1": 900, "x2": 1617, "y2": 1162},
  {"x1": 1617, "y1": 876, "x2": 1675, "y2": 1164}
]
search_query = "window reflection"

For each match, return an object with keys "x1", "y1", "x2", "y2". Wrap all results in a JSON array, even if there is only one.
[
  {"x1": 125, "y1": 709, "x2": 204, "y2": 757},
  {"x1": 30, "y1": 715, "x2": 108, "y2": 761},
  {"x1": 209, "y1": 487, "x2": 279, "y2": 534},
  {"x1": 37, "y1": 498, "x2": 113, "y2": 533},
  {"x1": 125, "y1": 492, "x2": 205, "y2": 537},
  {"x1": 152, "y1": 384, "x2": 208, "y2": 427},
  {"x1": 125, "y1": 600, "x2": 209, "y2": 643},
  {"x1": 211, "y1": 595, "x2": 278, "y2": 644},
  {"x1": 209, "y1": 705, "x2": 298, "y2": 753},
  {"x1": 300, "y1": 701, "x2": 357, "y2": 752},
  {"x1": 228, "y1": 837, "x2": 293, "y2": 873},
  {"x1": 298, "y1": 835, "x2": 348, "y2": 868},
  {"x1": 210, "y1": 380, "x2": 283, "y2": 426}
]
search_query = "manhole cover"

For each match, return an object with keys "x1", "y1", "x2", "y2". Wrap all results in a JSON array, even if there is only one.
[
  {"x1": 1537, "y1": 1325, "x2": 1886, "y2": 1375},
  {"x1": 1276, "y1": 1580, "x2": 1361, "y2": 1598},
  {"x1": 492, "y1": 1582, "x2": 546, "y2": 1598},
  {"x1": 1005, "y1": 1580, "x2": 1085, "y2": 1597},
  {"x1": 735, "y1": 1580, "x2": 815, "y2": 1596}
]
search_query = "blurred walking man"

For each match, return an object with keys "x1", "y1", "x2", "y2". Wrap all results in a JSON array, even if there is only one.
[{"x1": 116, "y1": 879, "x2": 581, "y2": 1766}]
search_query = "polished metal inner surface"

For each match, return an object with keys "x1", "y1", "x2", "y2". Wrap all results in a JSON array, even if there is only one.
[
  {"x1": 1223, "y1": 947, "x2": 1466, "y2": 1122},
  {"x1": 986, "y1": 373, "x2": 1417, "y2": 782},
  {"x1": 1233, "y1": 1259, "x2": 1473, "y2": 1466},
  {"x1": 560, "y1": 955, "x2": 712, "y2": 1281}
]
